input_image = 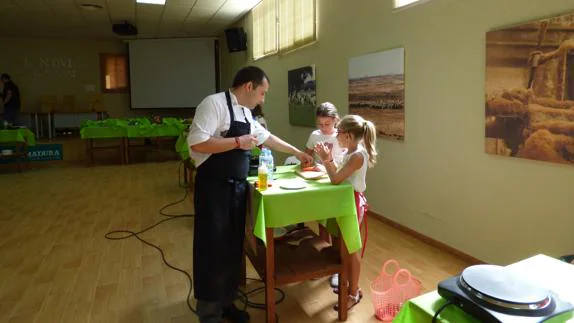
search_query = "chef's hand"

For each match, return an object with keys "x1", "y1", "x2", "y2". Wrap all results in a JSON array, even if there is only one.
[
  {"x1": 300, "y1": 159, "x2": 314, "y2": 169},
  {"x1": 295, "y1": 151, "x2": 313, "y2": 166},
  {"x1": 237, "y1": 134, "x2": 258, "y2": 150}
]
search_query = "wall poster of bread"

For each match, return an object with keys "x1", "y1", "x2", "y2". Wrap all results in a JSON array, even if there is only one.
[
  {"x1": 348, "y1": 47, "x2": 405, "y2": 140},
  {"x1": 486, "y1": 12, "x2": 574, "y2": 165}
]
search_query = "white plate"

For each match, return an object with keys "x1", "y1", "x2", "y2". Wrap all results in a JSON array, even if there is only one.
[
  {"x1": 296, "y1": 170, "x2": 327, "y2": 180},
  {"x1": 279, "y1": 180, "x2": 307, "y2": 190}
]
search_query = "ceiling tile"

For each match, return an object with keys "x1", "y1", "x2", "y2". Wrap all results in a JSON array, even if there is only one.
[
  {"x1": 107, "y1": 0, "x2": 135, "y2": 23},
  {"x1": 0, "y1": 0, "x2": 258, "y2": 39}
]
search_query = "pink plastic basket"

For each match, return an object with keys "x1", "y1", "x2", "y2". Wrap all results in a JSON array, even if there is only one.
[{"x1": 370, "y1": 259, "x2": 422, "y2": 321}]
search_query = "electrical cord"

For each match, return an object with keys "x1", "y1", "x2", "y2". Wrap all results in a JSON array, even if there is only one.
[
  {"x1": 104, "y1": 161, "x2": 285, "y2": 318},
  {"x1": 431, "y1": 300, "x2": 454, "y2": 323}
]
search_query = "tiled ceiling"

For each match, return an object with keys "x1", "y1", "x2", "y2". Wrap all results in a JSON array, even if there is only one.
[{"x1": 0, "y1": 0, "x2": 259, "y2": 39}]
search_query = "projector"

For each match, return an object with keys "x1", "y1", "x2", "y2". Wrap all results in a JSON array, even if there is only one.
[{"x1": 113, "y1": 21, "x2": 138, "y2": 36}]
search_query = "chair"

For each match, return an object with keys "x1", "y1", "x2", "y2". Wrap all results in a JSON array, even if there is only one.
[
  {"x1": 87, "y1": 93, "x2": 104, "y2": 112},
  {"x1": 60, "y1": 95, "x2": 75, "y2": 113},
  {"x1": 40, "y1": 95, "x2": 57, "y2": 113}
]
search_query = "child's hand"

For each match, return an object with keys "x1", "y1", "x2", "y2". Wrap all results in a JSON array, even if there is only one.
[{"x1": 314, "y1": 142, "x2": 332, "y2": 162}]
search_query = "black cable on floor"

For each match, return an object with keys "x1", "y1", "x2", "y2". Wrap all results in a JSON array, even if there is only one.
[
  {"x1": 104, "y1": 161, "x2": 285, "y2": 318},
  {"x1": 105, "y1": 215, "x2": 197, "y2": 313}
]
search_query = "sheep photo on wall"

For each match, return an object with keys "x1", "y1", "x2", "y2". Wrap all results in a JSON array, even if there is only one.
[
  {"x1": 288, "y1": 65, "x2": 317, "y2": 127},
  {"x1": 485, "y1": 11, "x2": 574, "y2": 165}
]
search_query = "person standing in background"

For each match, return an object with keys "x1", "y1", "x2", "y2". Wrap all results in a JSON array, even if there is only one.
[
  {"x1": 251, "y1": 104, "x2": 267, "y2": 129},
  {"x1": 305, "y1": 102, "x2": 346, "y2": 165},
  {"x1": 0, "y1": 74, "x2": 21, "y2": 125}
]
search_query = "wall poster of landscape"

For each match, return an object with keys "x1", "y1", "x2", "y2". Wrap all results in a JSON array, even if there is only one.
[
  {"x1": 486, "y1": 12, "x2": 574, "y2": 166},
  {"x1": 348, "y1": 47, "x2": 405, "y2": 139}
]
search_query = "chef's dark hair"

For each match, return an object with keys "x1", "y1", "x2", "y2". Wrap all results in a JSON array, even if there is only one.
[
  {"x1": 1, "y1": 74, "x2": 10, "y2": 81},
  {"x1": 232, "y1": 66, "x2": 269, "y2": 89}
]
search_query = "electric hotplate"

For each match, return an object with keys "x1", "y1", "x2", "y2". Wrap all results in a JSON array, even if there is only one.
[{"x1": 438, "y1": 264, "x2": 574, "y2": 322}]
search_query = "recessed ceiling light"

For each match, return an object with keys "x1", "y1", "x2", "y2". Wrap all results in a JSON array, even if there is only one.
[
  {"x1": 136, "y1": 0, "x2": 166, "y2": 4},
  {"x1": 80, "y1": 3, "x2": 103, "y2": 10}
]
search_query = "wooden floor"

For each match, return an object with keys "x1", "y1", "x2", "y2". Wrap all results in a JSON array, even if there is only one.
[{"x1": 0, "y1": 161, "x2": 471, "y2": 323}]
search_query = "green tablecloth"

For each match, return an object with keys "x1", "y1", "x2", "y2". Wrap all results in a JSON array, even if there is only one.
[
  {"x1": 249, "y1": 165, "x2": 362, "y2": 253},
  {"x1": 176, "y1": 132, "x2": 190, "y2": 160},
  {"x1": 80, "y1": 117, "x2": 186, "y2": 139},
  {"x1": 393, "y1": 291, "x2": 481, "y2": 323},
  {"x1": 80, "y1": 118, "x2": 128, "y2": 139},
  {"x1": 0, "y1": 128, "x2": 36, "y2": 146},
  {"x1": 80, "y1": 127, "x2": 126, "y2": 139},
  {"x1": 394, "y1": 253, "x2": 574, "y2": 323},
  {"x1": 394, "y1": 291, "x2": 573, "y2": 323}
]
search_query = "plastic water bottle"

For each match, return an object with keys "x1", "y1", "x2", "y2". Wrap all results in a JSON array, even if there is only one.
[
  {"x1": 261, "y1": 148, "x2": 274, "y2": 184},
  {"x1": 258, "y1": 148, "x2": 267, "y2": 171},
  {"x1": 268, "y1": 150, "x2": 274, "y2": 183}
]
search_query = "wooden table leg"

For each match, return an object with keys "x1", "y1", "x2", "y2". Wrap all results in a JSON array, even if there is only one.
[
  {"x1": 157, "y1": 136, "x2": 164, "y2": 161},
  {"x1": 88, "y1": 139, "x2": 94, "y2": 166},
  {"x1": 265, "y1": 227, "x2": 276, "y2": 323},
  {"x1": 34, "y1": 113, "x2": 40, "y2": 139},
  {"x1": 183, "y1": 162, "x2": 189, "y2": 186},
  {"x1": 16, "y1": 142, "x2": 23, "y2": 173},
  {"x1": 48, "y1": 112, "x2": 53, "y2": 139},
  {"x1": 189, "y1": 166, "x2": 195, "y2": 193},
  {"x1": 319, "y1": 225, "x2": 332, "y2": 244},
  {"x1": 338, "y1": 229, "x2": 349, "y2": 321},
  {"x1": 22, "y1": 143, "x2": 29, "y2": 171},
  {"x1": 123, "y1": 138, "x2": 129, "y2": 164}
]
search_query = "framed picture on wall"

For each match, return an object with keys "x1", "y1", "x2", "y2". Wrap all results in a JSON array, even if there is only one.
[
  {"x1": 348, "y1": 47, "x2": 405, "y2": 140},
  {"x1": 288, "y1": 65, "x2": 316, "y2": 127},
  {"x1": 485, "y1": 12, "x2": 574, "y2": 166}
]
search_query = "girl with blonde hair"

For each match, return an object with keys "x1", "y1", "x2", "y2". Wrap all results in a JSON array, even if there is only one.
[{"x1": 314, "y1": 114, "x2": 378, "y2": 310}]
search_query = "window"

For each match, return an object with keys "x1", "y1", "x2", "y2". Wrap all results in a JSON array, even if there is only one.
[
  {"x1": 278, "y1": 0, "x2": 316, "y2": 53},
  {"x1": 395, "y1": 0, "x2": 419, "y2": 7},
  {"x1": 99, "y1": 53, "x2": 128, "y2": 93},
  {"x1": 394, "y1": 0, "x2": 430, "y2": 9},
  {"x1": 252, "y1": 0, "x2": 277, "y2": 59},
  {"x1": 251, "y1": 0, "x2": 316, "y2": 60}
]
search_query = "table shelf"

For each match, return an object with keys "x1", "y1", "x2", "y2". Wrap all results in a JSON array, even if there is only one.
[
  {"x1": 244, "y1": 226, "x2": 350, "y2": 323},
  {"x1": 246, "y1": 228, "x2": 341, "y2": 285}
]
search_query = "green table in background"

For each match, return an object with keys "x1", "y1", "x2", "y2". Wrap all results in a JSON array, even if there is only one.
[
  {"x1": 0, "y1": 128, "x2": 37, "y2": 172},
  {"x1": 0, "y1": 128, "x2": 36, "y2": 146},
  {"x1": 80, "y1": 119, "x2": 128, "y2": 165},
  {"x1": 175, "y1": 131, "x2": 197, "y2": 188},
  {"x1": 175, "y1": 132, "x2": 190, "y2": 161},
  {"x1": 80, "y1": 118, "x2": 188, "y2": 164}
]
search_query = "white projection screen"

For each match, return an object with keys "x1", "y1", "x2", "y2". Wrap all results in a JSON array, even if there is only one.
[{"x1": 128, "y1": 38, "x2": 217, "y2": 109}]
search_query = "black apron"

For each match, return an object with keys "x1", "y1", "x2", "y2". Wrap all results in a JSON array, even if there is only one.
[{"x1": 193, "y1": 91, "x2": 251, "y2": 301}]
